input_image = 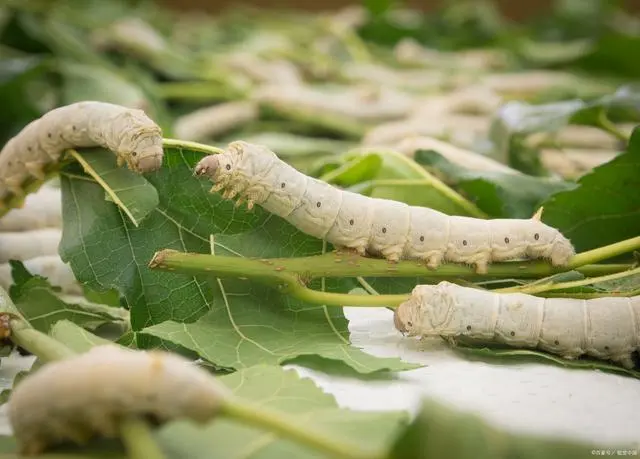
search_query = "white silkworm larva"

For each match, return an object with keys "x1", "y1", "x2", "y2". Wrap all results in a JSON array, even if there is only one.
[
  {"x1": 0, "y1": 228, "x2": 61, "y2": 263},
  {"x1": 173, "y1": 101, "x2": 258, "y2": 142},
  {"x1": 8, "y1": 345, "x2": 230, "y2": 455},
  {"x1": 0, "y1": 185, "x2": 62, "y2": 231},
  {"x1": 194, "y1": 141, "x2": 575, "y2": 273},
  {"x1": 0, "y1": 101, "x2": 163, "y2": 203},
  {"x1": 394, "y1": 281, "x2": 640, "y2": 369}
]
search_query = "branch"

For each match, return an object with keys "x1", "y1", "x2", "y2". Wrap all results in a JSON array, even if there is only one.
[
  {"x1": 222, "y1": 398, "x2": 384, "y2": 459},
  {"x1": 149, "y1": 249, "x2": 629, "y2": 281},
  {"x1": 148, "y1": 242, "x2": 632, "y2": 307},
  {"x1": 149, "y1": 249, "x2": 407, "y2": 306}
]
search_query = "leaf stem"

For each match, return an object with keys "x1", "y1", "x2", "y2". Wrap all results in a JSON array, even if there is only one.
[
  {"x1": 150, "y1": 249, "x2": 629, "y2": 282},
  {"x1": 222, "y1": 398, "x2": 384, "y2": 459},
  {"x1": 120, "y1": 417, "x2": 167, "y2": 459},
  {"x1": 596, "y1": 109, "x2": 630, "y2": 142},
  {"x1": 149, "y1": 249, "x2": 407, "y2": 306},
  {"x1": 495, "y1": 265, "x2": 640, "y2": 295},
  {"x1": 567, "y1": 236, "x2": 640, "y2": 269},
  {"x1": 162, "y1": 138, "x2": 224, "y2": 155}
]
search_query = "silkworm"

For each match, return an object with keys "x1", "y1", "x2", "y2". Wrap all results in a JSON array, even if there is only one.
[
  {"x1": 0, "y1": 228, "x2": 61, "y2": 263},
  {"x1": 174, "y1": 101, "x2": 258, "y2": 142},
  {"x1": 362, "y1": 115, "x2": 489, "y2": 150},
  {"x1": 194, "y1": 141, "x2": 575, "y2": 274},
  {"x1": 0, "y1": 185, "x2": 62, "y2": 231},
  {"x1": 0, "y1": 101, "x2": 163, "y2": 202},
  {"x1": 254, "y1": 84, "x2": 415, "y2": 122},
  {"x1": 8, "y1": 345, "x2": 230, "y2": 455},
  {"x1": 394, "y1": 281, "x2": 640, "y2": 369}
]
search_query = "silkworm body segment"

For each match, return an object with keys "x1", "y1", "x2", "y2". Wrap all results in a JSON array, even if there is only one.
[
  {"x1": 8, "y1": 345, "x2": 229, "y2": 455},
  {"x1": 0, "y1": 101, "x2": 163, "y2": 202},
  {"x1": 195, "y1": 141, "x2": 574, "y2": 273},
  {"x1": 394, "y1": 281, "x2": 640, "y2": 368}
]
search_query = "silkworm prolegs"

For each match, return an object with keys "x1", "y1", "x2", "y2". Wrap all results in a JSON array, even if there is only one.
[
  {"x1": 194, "y1": 141, "x2": 575, "y2": 273},
  {"x1": 394, "y1": 281, "x2": 640, "y2": 369}
]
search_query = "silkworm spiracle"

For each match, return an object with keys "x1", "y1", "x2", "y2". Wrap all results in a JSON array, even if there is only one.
[
  {"x1": 394, "y1": 281, "x2": 640, "y2": 369},
  {"x1": 8, "y1": 345, "x2": 230, "y2": 455},
  {"x1": 0, "y1": 101, "x2": 163, "y2": 202},
  {"x1": 194, "y1": 141, "x2": 575, "y2": 273}
]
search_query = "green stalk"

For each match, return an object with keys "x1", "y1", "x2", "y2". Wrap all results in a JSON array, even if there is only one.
[
  {"x1": 222, "y1": 398, "x2": 384, "y2": 459},
  {"x1": 595, "y1": 109, "x2": 630, "y2": 143},
  {"x1": 149, "y1": 249, "x2": 407, "y2": 306},
  {"x1": 120, "y1": 418, "x2": 167, "y2": 459},
  {"x1": 162, "y1": 138, "x2": 224, "y2": 155},
  {"x1": 149, "y1": 248, "x2": 629, "y2": 283},
  {"x1": 149, "y1": 241, "x2": 633, "y2": 307},
  {"x1": 496, "y1": 265, "x2": 640, "y2": 295},
  {"x1": 567, "y1": 236, "x2": 640, "y2": 269}
]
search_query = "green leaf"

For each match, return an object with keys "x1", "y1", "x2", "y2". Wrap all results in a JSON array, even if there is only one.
[
  {"x1": 341, "y1": 149, "x2": 487, "y2": 217},
  {"x1": 59, "y1": 146, "x2": 416, "y2": 374},
  {"x1": 156, "y1": 365, "x2": 409, "y2": 459},
  {"x1": 389, "y1": 399, "x2": 595, "y2": 459},
  {"x1": 0, "y1": 56, "x2": 49, "y2": 146},
  {"x1": 363, "y1": 0, "x2": 398, "y2": 17},
  {"x1": 319, "y1": 153, "x2": 383, "y2": 187},
  {"x1": 450, "y1": 345, "x2": 640, "y2": 380},
  {"x1": 8, "y1": 261, "x2": 129, "y2": 334},
  {"x1": 490, "y1": 85, "x2": 639, "y2": 149},
  {"x1": 413, "y1": 149, "x2": 576, "y2": 218},
  {"x1": 49, "y1": 319, "x2": 115, "y2": 354},
  {"x1": 0, "y1": 434, "x2": 126, "y2": 458},
  {"x1": 541, "y1": 127, "x2": 640, "y2": 254},
  {"x1": 141, "y1": 303, "x2": 416, "y2": 372},
  {"x1": 68, "y1": 148, "x2": 160, "y2": 227},
  {"x1": 58, "y1": 61, "x2": 149, "y2": 109}
]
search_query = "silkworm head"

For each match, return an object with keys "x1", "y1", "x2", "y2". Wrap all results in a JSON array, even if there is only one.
[
  {"x1": 550, "y1": 233, "x2": 576, "y2": 266},
  {"x1": 526, "y1": 220, "x2": 574, "y2": 264},
  {"x1": 126, "y1": 133, "x2": 164, "y2": 173},
  {"x1": 394, "y1": 292, "x2": 424, "y2": 336},
  {"x1": 194, "y1": 155, "x2": 220, "y2": 178},
  {"x1": 118, "y1": 110, "x2": 164, "y2": 173}
]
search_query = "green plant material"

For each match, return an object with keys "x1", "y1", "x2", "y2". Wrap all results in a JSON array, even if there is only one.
[
  {"x1": 156, "y1": 364, "x2": 408, "y2": 459},
  {"x1": 541, "y1": 127, "x2": 640, "y2": 255},
  {"x1": 57, "y1": 60, "x2": 149, "y2": 109},
  {"x1": 59, "y1": 145, "x2": 415, "y2": 374},
  {"x1": 0, "y1": 55, "x2": 50, "y2": 146},
  {"x1": 452, "y1": 345, "x2": 640, "y2": 380},
  {"x1": 0, "y1": 434, "x2": 126, "y2": 458},
  {"x1": 8, "y1": 261, "x2": 128, "y2": 334},
  {"x1": 50, "y1": 319, "x2": 118, "y2": 353},
  {"x1": 155, "y1": 81, "x2": 244, "y2": 102},
  {"x1": 358, "y1": 0, "x2": 507, "y2": 50},
  {"x1": 340, "y1": 149, "x2": 487, "y2": 217},
  {"x1": 67, "y1": 149, "x2": 160, "y2": 227},
  {"x1": 258, "y1": 103, "x2": 367, "y2": 139},
  {"x1": 319, "y1": 153, "x2": 383, "y2": 186},
  {"x1": 413, "y1": 149, "x2": 576, "y2": 218},
  {"x1": 388, "y1": 399, "x2": 596, "y2": 459},
  {"x1": 488, "y1": 86, "x2": 639, "y2": 165}
]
